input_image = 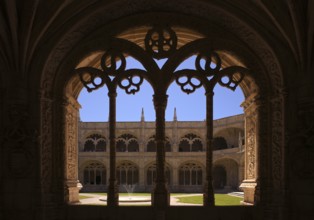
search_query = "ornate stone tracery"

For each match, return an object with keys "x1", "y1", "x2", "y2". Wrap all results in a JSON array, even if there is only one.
[{"x1": 74, "y1": 25, "x2": 248, "y2": 208}]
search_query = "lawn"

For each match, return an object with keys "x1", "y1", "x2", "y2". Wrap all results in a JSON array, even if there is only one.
[
  {"x1": 176, "y1": 194, "x2": 242, "y2": 206},
  {"x1": 79, "y1": 195, "x2": 92, "y2": 200},
  {"x1": 87, "y1": 193, "x2": 186, "y2": 197},
  {"x1": 80, "y1": 193, "x2": 243, "y2": 206},
  {"x1": 88, "y1": 192, "x2": 151, "y2": 197}
]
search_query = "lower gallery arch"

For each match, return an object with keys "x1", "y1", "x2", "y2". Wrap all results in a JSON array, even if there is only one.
[
  {"x1": 145, "y1": 162, "x2": 171, "y2": 191},
  {"x1": 178, "y1": 161, "x2": 204, "y2": 192},
  {"x1": 79, "y1": 161, "x2": 107, "y2": 192},
  {"x1": 116, "y1": 161, "x2": 139, "y2": 192},
  {"x1": 213, "y1": 159, "x2": 239, "y2": 191}
]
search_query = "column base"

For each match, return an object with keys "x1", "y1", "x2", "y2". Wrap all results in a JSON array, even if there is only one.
[
  {"x1": 152, "y1": 183, "x2": 170, "y2": 208},
  {"x1": 66, "y1": 180, "x2": 80, "y2": 203},
  {"x1": 239, "y1": 180, "x2": 257, "y2": 205},
  {"x1": 203, "y1": 180, "x2": 215, "y2": 206},
  {"x1": 107, "y1": 180, "x2": 119, "y2": 207}
]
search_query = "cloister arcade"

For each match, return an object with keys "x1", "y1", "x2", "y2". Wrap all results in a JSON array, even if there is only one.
[{"x1": 1, "y1": 1, "x2": 310, "y2": 219}]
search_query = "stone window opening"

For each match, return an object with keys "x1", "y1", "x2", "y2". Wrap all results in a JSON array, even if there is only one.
[
  {"x1": 146, "y1": 135, "x2": 171, "y2": 152},
  {"x1": 83, "y1": 134, "x2": 106, "y2": 152},
  {"x1": 116, "y1": 161, "x2": 139, "y2": 186},
  {"x1": 67, "y1": 24, "x2": 260, "y2": 208},
  {"x1": 147, "y1": 163, "x2": 171, "y2": 185},
  {"x1": 116, "y1": 134, "x2": 139, "y2": 152},
  {"x1": 179, "y1": 133, "x2": 203, "y2": 152},
  {"x1": 83, "y1": 162, "x2": 106, "y2": 185},
  {"x1": 179, "y1": 162, "x2": 203, "y2": 186}
]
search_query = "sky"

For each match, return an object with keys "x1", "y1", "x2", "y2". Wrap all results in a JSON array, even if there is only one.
[{"x1": 78, "y1": 57, "x2": 245, "y2": 122}]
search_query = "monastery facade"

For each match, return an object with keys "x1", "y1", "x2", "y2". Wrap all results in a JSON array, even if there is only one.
[{"x1": 78, "y1": 113, "x2": 245, "y2": 193}]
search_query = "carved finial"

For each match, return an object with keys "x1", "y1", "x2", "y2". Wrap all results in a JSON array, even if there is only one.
[
  {"x1": 141, "y1": 108, "x2": 145, "y2": 121},
  {"x1": 173, "y1": 107, "x2": 177, "y2": 121}
]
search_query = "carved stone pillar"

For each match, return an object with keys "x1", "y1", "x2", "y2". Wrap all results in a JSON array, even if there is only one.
[
  {"x1": 203, "y1": 92, "x2": 215, "y2": 206},
  {"x1": 240, "y1": 93, "x2": 260, "y2": 205},
  {"x1": 63, "y1": 95, "x2": 81, "y2": 203},
  {"x1": 288, "y1": 99, "x2": 314, "y2": 220},
  {"x1": 40, "y1": 92, "x2": 53, "y2": 205},
  {"x1": 107, "y1": 92, "x2": 119, "y2": 206},
  {"x1": 266, "y1": 91, "x2": 286, "y2": 220},
  {"x1": 152, "y1": 94, "x2": 170, "y2": 208}
]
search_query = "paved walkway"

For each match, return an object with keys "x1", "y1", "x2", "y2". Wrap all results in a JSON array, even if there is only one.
[{"x1": 78, "y1": 192, "x2": 243, "y2": 206}]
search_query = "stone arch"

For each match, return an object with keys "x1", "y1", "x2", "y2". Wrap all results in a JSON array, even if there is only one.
[
  {"x1": 79, "y1": 160, "x2": 107, "y2": 192},
  {"x1": 146, "y1": 135, "x2": 172, "y2": 152},
  {"x1": 213, "y1": 158, "x2": 240, "y2": 191},
  {"x1": 178, "y1": 161, "x2": 204, "y2": 192},
  {"x1": 213, "y1": 127, "x2": 244, "y2": 150},
  {"x1": 36, "y1": 1, "x2": 286, "y2": 210},
  {"x1": 145, "y1": 161, "x2": 172, "y2": 186},
  {"x1": 213, "y1": 165, "x2": 227, "y2": 189},
  {"x1": 116, "y1": 160, "x2": 139, "y2": 187},
  {"x1": 178, "y1": 133, "x2": 203, "y2": 152},
  {"x1": 83, "y1": 133, "x2": 107, "y2": 152},
  {"x1": 212, "y1": 137, "x2": 228, "y2": 151},
  {"x1": 116, "y1": 133, "x2": 139, "y2": 152}
]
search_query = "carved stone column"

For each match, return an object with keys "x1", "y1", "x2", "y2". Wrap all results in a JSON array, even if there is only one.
[
  {"x1": 203, "y1": 91, "x2": 215, "y2": 206},
  {"x1": 152, "y1": 94, "x2": 170, "y2": 208},
  {"x1": 267, "y1": 91, "x2": 286, "y2": 220},
  {"x1": 288, "y1": 99, "x2": 314, "y2": 220},
  {"x1": 239, "y1": 93, "x2": 261, "y2": 205},
  {"x1": 107, "y1": 92, "x2": 119, "y2": 206},
  {"x1": 40, "y1": 92, "x2": 54, "y2": 206},
  {"x1": 63, "y1": 95, "x2": 81, "y2": 203}
]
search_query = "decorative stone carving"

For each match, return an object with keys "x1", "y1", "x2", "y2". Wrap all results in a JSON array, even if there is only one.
[
  {"x1": 290, "y1": 100, "x2": 314, "y2": 179},
  {"x1": 40, "y1": 94, "x2": 53, "y2": 192},
  {"x1": 64, "y1": 96, "x2": 80, "y2": 180},
  {"x1": 270, "y1": 93, "x2": 285, "y2": 190},
  {"x1": 62, "y1": 95, "x2": 80, "y2": 203},
  {"x1": 243, "y1": 98, "x2": 258, "y2": 181},
  {"x1": 240, "y1": 94, "x2": 261, "y2": 205},
  {"x1": 247, "y1": 128, "x2": 256, "y2": 179},
  {"x1": 1, "y1": 104, "x2": 37, "y2": 178}
]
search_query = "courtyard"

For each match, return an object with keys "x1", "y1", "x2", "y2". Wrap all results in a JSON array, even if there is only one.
[{"x1": 78, "y1": 192, "x2": 244, "y2": 206}]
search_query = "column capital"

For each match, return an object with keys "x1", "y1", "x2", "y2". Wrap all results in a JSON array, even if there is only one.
[
  {"x1": 153, "y1": 94, "x2": 168, "y2": 108},
  {"x1": 108, "y1": 91, "x2": 117, "y2": 98}
]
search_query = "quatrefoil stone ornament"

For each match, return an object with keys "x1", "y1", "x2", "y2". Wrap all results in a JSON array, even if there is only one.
[
  {"x1": 101, "y1": 49, "x2": 126, "y2": 75},
  {"x1": 176, "y1": 76, "x2": 202, "y2": 94},
  {"x1": 195, "y1": 52, "x2": 222, "y2": 76},
  {"x1": 145, "y1": 26, "x2": 177, "y2": 59},
  {"x1": 118, "y1": 74, "x2": 144, "y2": 95}
]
